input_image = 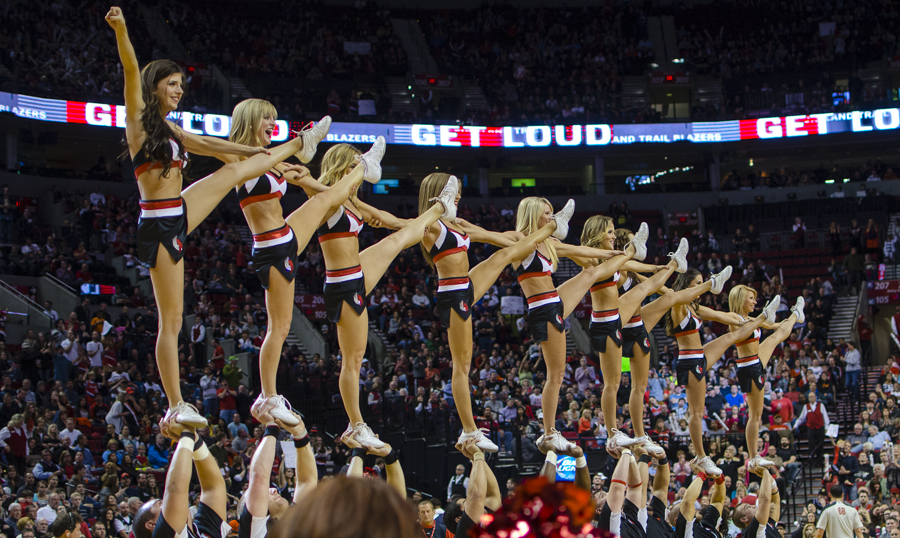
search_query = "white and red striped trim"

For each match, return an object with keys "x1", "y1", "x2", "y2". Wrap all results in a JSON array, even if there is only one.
[
  {"x1": 253, "y1": 226, "x2": 293, "y2": 249},
  {"x1": 325, "y1": 265, "x2": 363, "y2": 284},
  {"x1": 678, "y1": 349, "x2": 705, "y2": 360},
  {"x1": 526, "y1": 291, "x2": 561, "y2": 310},
  {"x1": 437, "y1": 277, "x2": 470, "y2": 293},
  {"x1": 139, "y1": 198, "x2": 183, "y2": 219},
  {"x1": 736, "y1": 354, "x2": 761, "y2": 367},
  {"x1": 623, "y1": 315, "x2": 643, "y2": 329},
  {"x1": 591, "y1": 309, "x2": 620, "y2": 323}
]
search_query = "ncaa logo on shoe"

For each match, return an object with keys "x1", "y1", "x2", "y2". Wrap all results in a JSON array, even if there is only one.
[
  {"x1": 173, "y1": 237, "x2": 183, "y2": 252},
  {"x1": 460, "y1": 301, "x2": 468, "y2": 313},
  {"x1": 284, "y1": 257, "x2": 294, "y2": 272}
]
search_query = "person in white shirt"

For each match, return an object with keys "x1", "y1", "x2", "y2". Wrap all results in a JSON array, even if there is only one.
[
  {"x1": 36, "y1": 493, "x2": 61, "y2": 524},
  {"x1": 106, "y1": 393, "x2": 126, "y2": 434},
  {"x1": 815, "y1": 483, "x2": 864, "y2": 538},
  {"x1": 59, "y1": 418, "x2": 81, "y2": 447},
  {"x1": 411, "y1": 287, "x2": 430, "y2": 309},
  {"x1": 61, "y1": 330, "x2": 81, "y2": 363},
  {"x1": 85, "y1": 331, "x2": 104, "y2": 368},
  {"x1": 447, "y1": 464, "x2": 469, "y2": 499}
]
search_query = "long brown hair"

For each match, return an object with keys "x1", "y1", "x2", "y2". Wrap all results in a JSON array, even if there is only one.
[
  {"x1": 664, "y1": 268, "x2": 702, "y2": 336},
  {"x1": 133, "y1": 60, "x2": 188, "y2": 176},
  {"x1": 418, "y1": 172, "x2": 454, "y2": 267},
  {"x1": 271, "y1": 476, "x2": 418, "y2": 538}
]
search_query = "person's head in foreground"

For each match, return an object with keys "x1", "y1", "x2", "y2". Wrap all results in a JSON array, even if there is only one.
[{"x1": 270, "y1": 476, "x2": 419, "y2": 538}]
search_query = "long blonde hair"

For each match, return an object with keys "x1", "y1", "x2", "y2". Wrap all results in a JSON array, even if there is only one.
[
  {"x1": 728, "y1": 285, "x2": 757, "y2": 315},
  {"x1": 229, "y1": 99, "x2": 277, "y2": 147},
  {"x1": 319, "y1": 144, "x2": 362, "y2": 186},
  {"x1": 581, "y1": 215, "x2": 613, "y2": 250},
  {"x1": 516, "y1": 197, "x2": 557, "y2": 271},
  {"x1": 418, "y1": 173, "x2": 454, "y2": 267}
]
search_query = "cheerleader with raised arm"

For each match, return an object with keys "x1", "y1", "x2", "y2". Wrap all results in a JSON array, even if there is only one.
[
  {"x1": 418, "y1": 174, "x2": 573, "y2": 451},
  {"x1": 513, "y1": 197, "x2": 635, "y2": 451},
  {"x1": 225, "y1": 99, "x2": 386, "y2": 425},
  {"x1": 728, "y1": 285, "x2": 804, "y2": 471},
  {"x1": 665, "y1": 268, "x2": 779, "y2": 475},
  {"x1": 106, "y1": 7, "x2": 327, "y2": 427},
  {"x1": 297, "y1": 146, "x2": 458, "y2": 449}
]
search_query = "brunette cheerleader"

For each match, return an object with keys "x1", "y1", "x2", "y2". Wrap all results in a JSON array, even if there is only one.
[
  {"x1": 106, "y1": 7, "x2": 327, "y2": 426},
  {"x1": 665, "y1": 268, "x2": 779, "y2": 475},
  {"x1": 513, "y1": 197, "x2": 636, "y2": 451},
  {"x1": 298, "y1": 146, "x2": 458, "y2": 449},
  {"x1": 418, "y1": 174, "x2": 575, "y2": 451},
  {"x1": 728, "y1": 285, "x2": 804, "y2": 470},
  {"x1": 226, "y1": 99, "x2": 386, "y2": 425}
]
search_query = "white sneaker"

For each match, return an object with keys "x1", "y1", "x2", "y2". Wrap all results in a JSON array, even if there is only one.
[
  {"x1": 430, "y1": 175, "x2": 459, "y2": 220},
  {"x1": 551, "y1": 199, "x2": 575, "y2": 240},
  {"x1": 458, "y1": 428, "x2": 499, "y2": 452},
  {"x1": 748, "y1": 455, "x2": 775, "y2": 471},
  {"x1": 762, "y1": 295, "x2": 781, "y2": 322},
  {"x1": 536, "y1": 428, "x2": 575, "y2": 452},
  {"x1": 626, "y1": 222, "x2": 649, "y2": 261},
  {"x1": 692, "y1": 456, "x2": 723, "y2": 476},
  {"x1": 250, "y1": 393, "x2": 270, "y2": 420},
  {"x1": 634, "y1": 436, "x2": 666, "y2": 457},
  {"x1": 170, "y1": 401, "x2": 207, "y2": 428},
  {"x1": 266, "y1": 395, "x2": 300, "y2": 426},
  {"x1": 709, "y1": 266, "x2": 732, "y2": 294},
  {"x1": 791, "y1": 296, "x2": 805, "y2": 323},
  {"x1": 349, "y1": 422, "x2": 385, "y2": 450},
  {"x1": 354, "y1": 136, "x2": 386, "y2": 184},
  {"x1": 609, "y1": 428, "x2": 644, "y2": 450},
  {"x1": 668, "y1": 237, "x2": 689, "y2": 273},
  {"x1": 293, "y1": 116, "x2": 332, "y2": 163}
]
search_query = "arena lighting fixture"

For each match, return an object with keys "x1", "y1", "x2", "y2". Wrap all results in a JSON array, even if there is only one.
[
  {"x1": 825, "y1": 179, "x2": 835, "y2": 184},
  {"x1": 844, "y1": 178, "x2": 851, "y2": 182},
  {"x1": 749, "y1": 158, "x2": 754, "y2": 167},
  {"x1": 673, "y1": 58, "x2": 685, "y2": 63}
]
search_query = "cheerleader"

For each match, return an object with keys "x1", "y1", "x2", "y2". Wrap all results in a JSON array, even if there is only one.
[
  {"x1": 227, "y1": 99, "x2": 385, "y2": 425},
  {"x1": 513, "y1": 197, "x2": 635, "y2": 452},
  {"x1": 728, "y1": 285, "x2": 804, "y2": 470},
  {"x1": 299, "y1": 146, "x2": 458, "y2": 449},
  {"x1": 418, "y1": 174, "x2": 574, "y2": 451},
  {"x1": 672, "y1": 463, "x2": 729, "y2": 538},
  {"x1": 106, "y1": 7, "x2": 326, "y2": 427},
  {"x1": 579, "y1": 216, "x2": 687, "y2": 455},
  {"x1": 665, "y1": 268, "x2": 779, "y2": 475}
]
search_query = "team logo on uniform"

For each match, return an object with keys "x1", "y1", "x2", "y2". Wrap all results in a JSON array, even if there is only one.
[
  {"x1": 696, "y1": 365, "x2": 703, "y2": 375},
  {"x1": 759, "y1": 375, "x2": 765, "y2": 386},
  {"x1": 556, "y1": 314, "x2": 563, "y2": 324},
  {"x1": 284, "y1": 258, "x2": 294, "y2": 272},
  {"x1": 354, "y1": 294, "x2": 363, "y2": 305},
  {"x1": 644, "y1": 338, "x2": 650, "y2": 348},
  {"x1": 173, "y1": 237, "x2": 183, "y2": 252},
  {"x1": 616, "y1": 330, "x2": 622, "y2": 340},
  {"x1": 460, "y1": 301, "x2": 469, "y2": 313}
]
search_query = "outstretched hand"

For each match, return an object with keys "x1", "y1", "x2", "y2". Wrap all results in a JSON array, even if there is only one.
[
  {"x1": 367, "y1": 441, "x2": 393, "y2": 458},
  {"x1": 105, "y1": 7, "x2": 126, "y2": 30},
  {"x1": 597, "y1": 249, "x2": 626, "y2": 259},
  {"x1": 276, "y1": 412, "x2": 307, "y2": 439},
  {"x1": 455, "y1": 438, "x2": 482, "y2": 460},
  {"x1": 282, "y1": 164, "x2": 312, "y2": 186},
  {"x1": 342, "y1": 430, "x2": 362, "y2": 450}
]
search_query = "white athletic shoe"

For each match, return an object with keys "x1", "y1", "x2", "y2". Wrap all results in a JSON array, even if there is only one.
[
  {"x1": 430, "y1": 175, "x2": 459, "y2": 220},
  {"x1": 791, "y1": 296, "x2": 806, "y2": 323},
  {"x1": 293, "y1": 116, "x2": 332, "y2": 163},
  {"x1": 626, "y1": 222, "x2": 650, "y2": 261},
  {"x1": 266, "y1": 395, "x2": 300, "y2": 426},
  {"x1": 345, "y1": 422, "x2": 385, "y2": 450},
  {"x1": 458, "y1": 428, "x2": 499, "y2": 452},
  {"x1": 762, "y1": 295, "x2": 781, "y2": 322},
  {"x1": 709, "y1": 266, "x2": 733, "y2": 294},
  {"x1": 169, "y1": 401, "x2": 207, "y2": 429},
  {"x1": 551, "y1": 199, "x2": 575, "y2": 240},
  {"x1": 668, "y1": 237, "x2": 689, "y2": 273},
  {"x1": 748, "y1": 455, "x2": 775, "y2": 472},
  {"x1": 536, "y1": 428, "x2": 576, "y2": 452},
  {"x1": 355, "y1": 136, "x2": 386, "y2": 184},
  {"x1": 692, "y1": 456, "x2": 723, "y2": 476},
  {"x1": 634, "y1": 436, "x2": 667, "y2": 457},
  {"x1": 609, "y1": 428, "x2": 644, "y2": 451}
]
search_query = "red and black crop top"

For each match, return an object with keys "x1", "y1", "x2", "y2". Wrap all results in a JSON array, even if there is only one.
[
  {"x1": 735, "y1": 315, "x2": 761, "y2": 347},
  {"x1": 590, "y1": 271, "x2": 620, "y2": 293},
  {"x1": 236, "y1": 169, "x2": 287, "y2": 209},
  {"x1": 430, "y1": 221, "x2": 470, "y2": 263},
  {"x1": 515, "y1": 250, "x2": 554, "y2": 282},
  {"x1": 617, "y1": 274, "x2": 636, "y2": 296},
  {"x1": 317, "y1": 207, "x2": 364, "y2": 242},
  {"x1": 132, "y1": 139, "x2": 188, "y2": 179},
  {"x1": 675, "y1": 310, "x2": 702, "y2": 338}
]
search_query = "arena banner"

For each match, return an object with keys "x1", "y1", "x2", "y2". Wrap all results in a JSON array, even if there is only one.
[{"x1": 3, "y1": 90, "x2": 900, "y2": 148}]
